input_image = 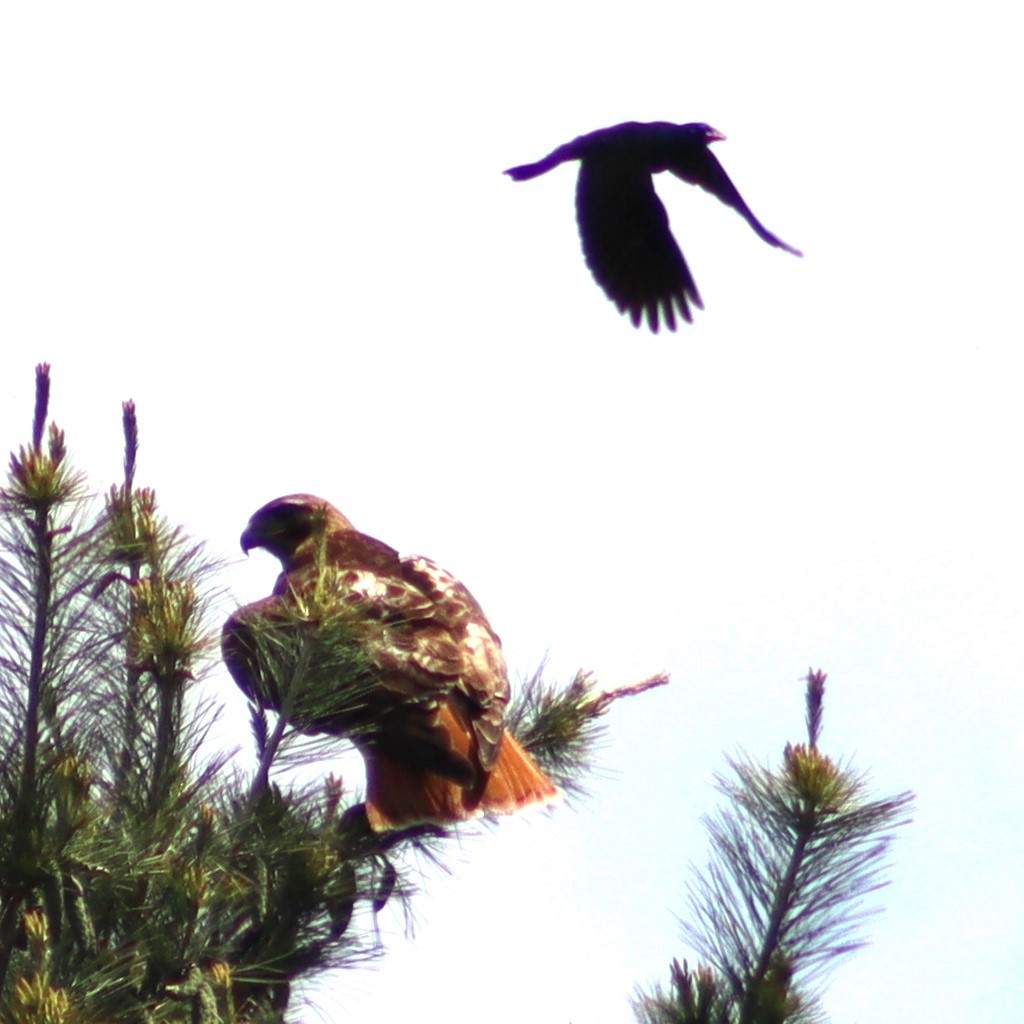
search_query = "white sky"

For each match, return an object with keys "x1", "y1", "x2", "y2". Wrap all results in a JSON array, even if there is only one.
[{"x1": 2, "y1": 3, "x2": 1022, "y2": 1022}]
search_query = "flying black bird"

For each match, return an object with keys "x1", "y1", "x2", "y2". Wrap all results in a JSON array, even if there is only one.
[{"x1": 505, "y1": 121, "x2": 802, "y2": 332}]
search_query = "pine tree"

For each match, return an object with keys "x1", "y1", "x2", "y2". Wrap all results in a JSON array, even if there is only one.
[
  {"x1": 634, "y1": 671, "x2": 914, "y2": 1024},
  {"x1": 0, "y1": 364, "x2": 663, "y2": 1024}
]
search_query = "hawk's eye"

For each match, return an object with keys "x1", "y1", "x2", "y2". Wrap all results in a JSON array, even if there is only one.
[{"x1": 274, "y1": 506, "x2": 313, "y2": 537}]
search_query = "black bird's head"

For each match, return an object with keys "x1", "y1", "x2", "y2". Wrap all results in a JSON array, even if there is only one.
[
  {"x1": 240, "y1": 494, "x2": 354, "y2": 568},
  {"x1": 642, "y1": 122, "x2": 727, "y2": 173},
  {"x1": 683, "y1": 122, "x2": 726, "y2": 145}
]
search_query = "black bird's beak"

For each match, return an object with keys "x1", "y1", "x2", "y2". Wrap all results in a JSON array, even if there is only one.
[{"x1": 240, "y1": 526, "x2": 256, "y2": 555}]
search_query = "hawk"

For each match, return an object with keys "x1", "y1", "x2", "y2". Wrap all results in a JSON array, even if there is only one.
[
  {"x1": 222, "y1": 494, "x2": 558, "y2": 831},
  {"x1": 505, "y1": 121, "x2": 802, "y2": 332}
]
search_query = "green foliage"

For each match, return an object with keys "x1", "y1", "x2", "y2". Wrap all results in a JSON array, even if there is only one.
[
  {"x1": 11, "y1": 366, "x2": 903, "y2": 1024},
  {"x1": 0, "y1": 365, "x2": 636, "y2": 1023},
  {"x1": 633, "y1": 672, "x2": 914, "y2": 1024},
  {"x1": 0, "y1": 368, "x2": 395, "y2": 1023}
]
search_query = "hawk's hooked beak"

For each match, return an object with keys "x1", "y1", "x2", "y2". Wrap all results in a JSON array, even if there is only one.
[{"x1": 240, "y1": 526, "x2": 257, "y2": 555}]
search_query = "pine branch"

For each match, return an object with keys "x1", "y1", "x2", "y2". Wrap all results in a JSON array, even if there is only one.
[
  {"x1": 506, "y1": 667, "x2": 669, "y2": 797},
  {"x1": 635, "y1": 670, "x2": 914, "y2": 1024},
  {"x1": 0, "y1": 369, "x2": 406, "y2": 1023}
]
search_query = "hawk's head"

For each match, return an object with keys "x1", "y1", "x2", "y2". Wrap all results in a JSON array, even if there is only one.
[{"x1": 240, "y1": 494, "x2": 354, "y2": 568}]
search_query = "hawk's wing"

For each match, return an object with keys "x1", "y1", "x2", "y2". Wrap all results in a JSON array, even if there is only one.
[
  {"x1": 317, "y1": 551, "x2": 510, "y2": 775},
  {"x1": 227, "y1": 535, "x2": 511, "y2": 781}
]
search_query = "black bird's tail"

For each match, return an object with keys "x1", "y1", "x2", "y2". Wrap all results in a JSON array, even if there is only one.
[
  {"x1": 504, "y1": 161, "x2": 549, "y2": 181},
  {"x1": 504, "y1": 140, "x2": 582, "y2": 181}
]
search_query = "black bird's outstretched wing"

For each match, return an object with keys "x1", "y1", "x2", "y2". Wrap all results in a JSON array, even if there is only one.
[
  {"x1": 576, "y1": 159, "x2": 701, "y2": 333},
  {"x1": 670, "y1": 147, "x2": 802, "y2": 256}
]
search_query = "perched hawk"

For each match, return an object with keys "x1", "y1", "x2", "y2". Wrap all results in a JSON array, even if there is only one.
[
  {"x1": 222, "y1": 494, "x2": 558, "y2": 831},
  {"x1": 505, "y1": 121, "x2": 802, "y2": 332}
]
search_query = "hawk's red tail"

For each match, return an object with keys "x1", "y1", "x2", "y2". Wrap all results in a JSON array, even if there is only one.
[{"x1": 364, "y1": 732, "x2": 558, "y2": 831}]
